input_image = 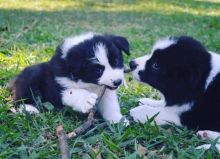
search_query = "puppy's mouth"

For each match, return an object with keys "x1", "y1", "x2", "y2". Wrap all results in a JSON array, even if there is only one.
[{"x1": 106, "y1": 85, "x2": 118, "y2": 90}]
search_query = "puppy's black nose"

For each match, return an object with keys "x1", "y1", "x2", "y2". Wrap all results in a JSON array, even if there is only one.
[
  {"x1": 129, "y1": 60, "x2": 138, "y2": 71},
  {"x1": 113, "y1": 79, "x2": 122, "y2": 87}
]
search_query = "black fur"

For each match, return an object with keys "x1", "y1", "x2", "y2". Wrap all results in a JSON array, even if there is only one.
[
  {"x1": 12, "y1": 33, "x2": 129, "y2": 109},
  {"x1": 136, "y1": 36, "x2": 220, "y2": 131}
]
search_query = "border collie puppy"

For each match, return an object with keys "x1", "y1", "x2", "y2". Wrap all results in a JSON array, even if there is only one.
[
  {"x1": 129, "y1": 36, "x2": 220, "y2": 150},
  {"x1": 12, "y1": 32, "x2": 130, "y2": 124}
]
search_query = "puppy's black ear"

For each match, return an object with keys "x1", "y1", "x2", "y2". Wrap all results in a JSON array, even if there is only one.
[{"x1": 107, "y1": 35, "x2": 130, "y2": 55}]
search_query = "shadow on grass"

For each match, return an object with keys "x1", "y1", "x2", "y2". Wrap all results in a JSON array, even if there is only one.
[
  {"x1": 0, "y1": 0, "x2": 219, "y2": 85},
  {"x1": 0, "y1": 0, "x2": 220, "y2": 50}
]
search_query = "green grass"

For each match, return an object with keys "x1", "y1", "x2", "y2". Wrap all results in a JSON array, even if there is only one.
[{"x1": 1, "y1": 0, "x2": 220, "y2": 158}]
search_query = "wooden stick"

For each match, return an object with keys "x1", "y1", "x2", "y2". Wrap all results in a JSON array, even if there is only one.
[
  {"x1": 67, "y1": 86, "x2": 106, "y2": 139},
  {"x1": 56, "y1": 70, "x2": 130, "y2": 157},
  {"x1": 56, "y1": 125, "x2": 71, "y2": 159}
]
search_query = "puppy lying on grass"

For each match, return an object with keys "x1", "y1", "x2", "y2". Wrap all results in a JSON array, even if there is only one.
[
  {"x1": 11, "y1": 32, "x2": 129, "y2": 124},
  {"x1": 129, "y1": 36, "x2": 220, "y2": 151}
]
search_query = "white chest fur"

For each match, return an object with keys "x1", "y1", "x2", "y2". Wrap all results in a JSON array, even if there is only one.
[{"x1": 55, "y1": 77, "x2": 125, "y2": 124}]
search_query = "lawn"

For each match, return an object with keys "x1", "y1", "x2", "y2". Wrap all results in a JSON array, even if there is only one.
[{"x1": 1, "y1": 0, "x2": 220, "y2": 158}]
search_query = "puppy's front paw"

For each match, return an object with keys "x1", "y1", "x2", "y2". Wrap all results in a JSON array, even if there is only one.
[
  {"x1": 139, "y1": 98, "x2": 164, "y2": 107},
  {"x1": 18, "y1": 104, "x2": 40, "y2": 114},
  {"x1": 139, "y1": 98, "x2": 154, "y2": 106},
  {"x1": 130, "y1": 105, "x2": 148, "y2": 123},
  {"x1": 196, "y1": 144, "x2": 220, "y2": 152},
  {"x1": 79, "y1": 92, "x2": 98, "y2": 113},
  {"x1": 197, "y1": 130, "x2": 220, "y2": 141},
  {"x1": 197, "y1": 130, "x2": 209, "y2": 140},
  {"x1": 105, "y1": 115, "x2": 130, "y2": 126},
  {"x1": 130, "y1": 105, "x2": 161, "y2": 124},
  {"x1": 62, "y1": 88, "x2": 98, "y2": 113}
]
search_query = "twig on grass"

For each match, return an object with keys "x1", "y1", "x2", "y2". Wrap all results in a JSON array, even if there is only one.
[
  {"x1": 67, "y1": 86, "x2": 106, "y2": 139},
  {"x1": 56, "y1": 69, "x2": 130, "y2": 157},
  {"x1": 56, "y1": 86, "x2": 106, "y2": 158},
  {"x1": 56, "y1": 125, "x2": 71, "y2": 159}
]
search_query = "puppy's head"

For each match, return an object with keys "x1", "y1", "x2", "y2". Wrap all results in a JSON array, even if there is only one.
[
  {"x1": 55, "y1": 32, "x2": 129, "y2": 90},
  {"x1": 129, "y1": 36, "x2": 210, "y2": 104}
]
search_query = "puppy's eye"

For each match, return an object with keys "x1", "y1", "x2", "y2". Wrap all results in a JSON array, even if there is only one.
[
  {"x1": 95, "y1": 68, "x2": 103, "y2": 74},
  {"x1": 152, "y1": 62, "x2": 160, "y2": 70},
  {"x1": 114, "y1": 60, "x2": 118, "y2": 66}
]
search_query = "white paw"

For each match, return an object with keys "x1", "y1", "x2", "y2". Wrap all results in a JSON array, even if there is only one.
[
  {"x1": 139, "y1": 98, "x2": 154, "y2": 105},
  {"x1": 197, "y1": 130, "x2": 220, "y2": 141},
  {"x1": 196, "y1": 144, "x2": 211, "y2": 150},
  {"x1": 197, "y1": 130, "x2": 209, "y2": 140},
  {"x1": 79, "y1": 92, "x2": 98, "y2": 113},
  {"x1": 196, "y1": 144, "x2": 220, "y2": 152},
  {"x1": 19, "y1": 104, "x2": 40, "y2": 114},
  {"x1": 106, "y1": 115, "x2": 130, "y2": 126},
  {"x1": 139, "y1": 98, "x2": 164, "y2": 107},
  {"x1": 62, "y1": 88, "x2": 98, "y2": 113},
  {"x1": 130, "y1": 105, "x2": 157, "y2": 124},
  {"x1": 105, "y1": 114, "x2": 123, "y2": 123}
]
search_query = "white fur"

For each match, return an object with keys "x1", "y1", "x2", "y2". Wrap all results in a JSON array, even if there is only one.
[
  {"x1": 94, "y1": 43, "x2": 109, "y2": 65},
  {"x1": 56, "y1": 77, "x2": 100, "y2": 113},
  {"x1": 197, "y1": 130, "x2": 220, "y2": 141},
  {"x1": 196, "y1": 130, "x2": 220, "y2": 152},
  {"x1": 94, "y1": 43, "x2": 124, "y2": 88},
  {"x1": 57, "y1": 40, "x2": 125, "y2": 123},
  {"x1": 132, "y1": 38, "x2": 177, "y2": 82},
  {"x1": 61, "y1": 88, "x2": 98, "y2": 113},
  {"x1": 97, "y1": 89, "x2": 126, "y2": 124},
  {"x1": 139, "y1": 98, "x2": 165, "y2": 107},
  {"x1": 130, "y1": 102, "x2": 192, "y2": 125},
  {"x1": 19, "y1": 104, "x2": 39, "y2": 114},
  {"x1": 61, "y1": 87, "x2": 126, "y2": 124},
  {"x1": 131, "y1": 55, "x2": 152, "y2": 81},
  {"x1": 152, "y1": 37, "x2": 177, "y2": 53},
  {"x1": 205, "y1": 52, "x2": 220, "y2": 89},
  {"x1": 56, "y1": 76, "x2": 125, "y2": 123},
  {"x1": 196, "y1": 144, "x2": 220, "y2": 152},
  {"x1": 61, "y1": 32, "x2": 95, "y2": 58}
]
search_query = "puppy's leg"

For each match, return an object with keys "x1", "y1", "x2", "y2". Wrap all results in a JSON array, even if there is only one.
[
  {"x1": 197, "y1": 130, "x2": 220, "y2": 141},
  {"x1": 97, "y1": 89, "x2": 127, "y2": 124},
  {"x1": 196, "y1": 130, "x2": 220, "y2": 152},
  {"x1": 61, "y1": 88, "x2": 98, "y2": 113},
  {"x1": 196, "y1": 144, "x2": 220, "y2": 152},
  {"x1": 18, "y1": 104, "x2": 40, "y2": 114},
  {"x1": 139, "y1": 98, "x2": 165, "y2": 107},
  {"x1": 130, "y1": 105, "x2": 181, "y2": 126}
]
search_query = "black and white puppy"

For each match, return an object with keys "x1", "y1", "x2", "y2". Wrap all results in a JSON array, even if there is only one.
[
  {"x1": 129, "y1": 36, "x2": 220, "y2": 150},
  {"x1": 12, "y1": 32, "x2": 129, "y2": 123}
]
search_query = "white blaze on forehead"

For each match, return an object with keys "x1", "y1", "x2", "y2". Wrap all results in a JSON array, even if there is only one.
[
  {"x1": 152, "y1": 37, "x2": 177, "y2": 53},
  {"x1": 135, "y1": 54, "x2": 152, "y2": 70},
  {"x1": 131, "y1": 54, "x2": 152, "y2": 81},
  {"x1": 93, "y1": 43, "x2": 124, "y2": 87},
  {"x1": 61, "y1": 32, "x2": 95, "y2": 58},
  {"x1": 94, "y1": 42, "x2": 109, "y2": 65}
]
